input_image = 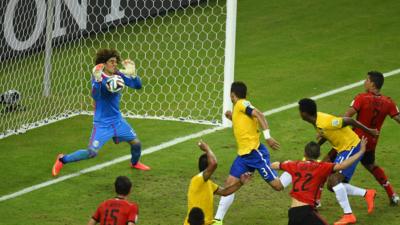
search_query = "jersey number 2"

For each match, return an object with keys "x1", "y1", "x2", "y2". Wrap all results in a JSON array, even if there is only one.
[{"x1": 293, "y1": 172, "x2": 313, "y2": 192}]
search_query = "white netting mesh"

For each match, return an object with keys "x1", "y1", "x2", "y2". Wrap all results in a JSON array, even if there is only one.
[{"x1": 0, "y1": 0, "x2": 227, "y2": 138}]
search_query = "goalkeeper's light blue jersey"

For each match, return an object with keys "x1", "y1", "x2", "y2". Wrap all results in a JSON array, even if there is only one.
[{"x1": 91, "y1": 71, "x2": 142, "y2": 125}]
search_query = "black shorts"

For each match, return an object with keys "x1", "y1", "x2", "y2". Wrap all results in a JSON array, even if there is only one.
[
  {"x1": 288, "y1": 205, "x2": 328, "y2": 225},
  {"x1": 361, "y1": 151, "x2": 375, "y2": 165}
]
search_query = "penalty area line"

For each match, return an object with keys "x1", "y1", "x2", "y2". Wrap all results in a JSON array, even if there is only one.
[{"x1": 1, "y1": 68, "x2": 400, "y2": 202}]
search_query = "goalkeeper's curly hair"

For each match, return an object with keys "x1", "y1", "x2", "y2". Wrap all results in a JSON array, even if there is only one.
[{"x1": 95, "y1": 48, "x2": 121, "y2": 65}]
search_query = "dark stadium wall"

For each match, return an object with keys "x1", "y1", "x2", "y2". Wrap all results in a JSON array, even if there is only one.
[{"x1": 0, "y1": 0, "x2": 204, "y2": 62}]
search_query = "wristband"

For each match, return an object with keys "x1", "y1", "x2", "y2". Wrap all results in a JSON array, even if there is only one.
[{"x1": 263, "y1": 129, "x2": 271, "y2": 140}]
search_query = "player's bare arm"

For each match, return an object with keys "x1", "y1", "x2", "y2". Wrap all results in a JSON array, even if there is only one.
[
  {"x1": 215, "y1": 172, "x2": 252, "y2": 196},
  {"x1": 333, "y1": 136, "x2": 367, "y2": 171},
  {"x1": 225, "y1": 110, "x2": 232, "y2": 120},
  {"x1": 252, "y1": 108, "x2": 280, "y2": 150},
  {"x1": 393, "y1": 114, "x2": 400, "y2": 124},
  {"x1": 87, "y1": 218, "x2": 97, "y2": 225},
  {"x1": 316, "y1": 132, "x2": 327, "y2": 146},
  {"x1": 198, "y1": 140, "x2": 217, "y2": 181},
  {"x1": 269, "y1": 162, "x2": 289, "y2": 191},
  {"x1": 270, "y1": 161, "x2": 280, "y2": 170},
  {"x1": 344, "y1": 107, "x2": 357, "y2": 117},
  {"x1": 342, "y1": 117, "x2": 379, "y2": 137}
]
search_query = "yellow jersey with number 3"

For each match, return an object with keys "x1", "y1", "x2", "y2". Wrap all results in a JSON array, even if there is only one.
[
  {"x1": 184, "y1": 172, "x2": 219, "y2": 225},
  {"x1": 232, "y1": 99, "x2": 260, "y2": 156},
  {"x1": 315, "y1": 112, "x2": 360, "y2": 153}
]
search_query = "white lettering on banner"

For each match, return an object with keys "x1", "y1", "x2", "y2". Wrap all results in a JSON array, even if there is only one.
[
  {"x1": 4, "y1": 0, "x2": 46, "y2": 51},
  {"x1": 53, "y1": 0, "x2": 66, "y2": 38},
  {"x1": 106, "y1": 0, "x2": 125, "y2": 22},
  {"x1": 64, "y1": 0, "x2": 87, "y2": 30},
  {"x1": 53, "y1": 0, "x2": 88, "y2": 38}
]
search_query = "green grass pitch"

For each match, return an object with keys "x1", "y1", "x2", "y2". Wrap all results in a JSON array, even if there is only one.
[{"x1": 1, "y1": 0, "x2": 400, "y2": 224}]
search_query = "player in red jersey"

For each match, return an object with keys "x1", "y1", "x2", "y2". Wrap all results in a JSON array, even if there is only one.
[
  {"x1": 88, "y1": 176, "x2": 139, "y2": 225},
  {"x1": 271, "y1": 137, "x2": 367, "y2": 225},
  {"x1": 344, "y1": 71, "x2": 400, "y2": 205}
]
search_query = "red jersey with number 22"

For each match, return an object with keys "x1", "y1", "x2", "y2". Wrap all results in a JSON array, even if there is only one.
[
  {"x1": 351, "y1": 92, "x2": 399, "y2": 150},
  {"x1": 280, "y1": 160, "x2": 334, "y2": 206},
  {"x1": 92, "y1": 198, "x2": 138, "y2": 225}
]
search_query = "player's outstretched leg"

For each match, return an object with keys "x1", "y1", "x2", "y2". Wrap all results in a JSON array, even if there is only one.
[
  {"x1": 333, "y1": 213, "x2": 357, "y2": 225},
  {"x1": 213, "y1": 193, "x2": 235, "y2": 225},
  {"x1": 369, "y1": 165, "x2": 398, "y2": 205},
  {"x1": 364, "y1": 189, "x2": 376, "y2": 214},
  {"x1": 342, "y1": 183, "x2": 376, "y2": 214},
  {"x1": 129, "y1": 140, "x2": 150, "y2": 171},
  {"x1": 51, "y1": 149, "x2": 98, "y2": 176},
  {"x1": 52, "y1": 154, "x2": 64, "y2": 177},
  {"x1": 328, "y1": 174, "x2": 356, "y2": 225}
]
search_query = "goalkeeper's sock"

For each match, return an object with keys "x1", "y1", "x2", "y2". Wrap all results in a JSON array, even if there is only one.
[
  {"x1": 130, "y1": 142, "x2": 142, "y2": 165},
  {"x1": 62, "y1": 149, "x2": 92, "y2": 163}
]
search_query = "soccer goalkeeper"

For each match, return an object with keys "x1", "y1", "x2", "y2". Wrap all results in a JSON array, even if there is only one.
[{"x1": 52, "y1": 48, "x2": 150, "y2": 177}]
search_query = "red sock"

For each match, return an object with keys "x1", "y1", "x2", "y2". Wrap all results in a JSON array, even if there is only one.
[{"x1": 372, "y1": 166, "x2": 395, "y2": 198}]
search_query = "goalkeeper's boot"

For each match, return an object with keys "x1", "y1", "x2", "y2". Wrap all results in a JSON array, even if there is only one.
[
  {"x1": 390, "y1": 194, "x2": 399, "y2": 206},
  {"x1": 52, "y1": 154, "x2": 64, "y2": 177},
  {"x1": 131, "y1": 162, "x2": 151, "y2": 171},
  {"x1": 364, "y1": 189, "x2": 376, "y2": 214},
  {"x1": 212, "y1": 219, "x2": 223, "y2": 225},
  {"x1": 333, "y1": 214, "x2": 356, "y2": 225}
]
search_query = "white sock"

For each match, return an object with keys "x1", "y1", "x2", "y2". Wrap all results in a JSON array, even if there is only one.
[
  {"x1": 343, "y1": 183, "x2": 367, "y2": 196},
  {"x1": 279, "y1": 172, "x2": 292, "y2": 188},
  {"x1": 215, "y1": 193, "x2": 235, "y2": 220},
  {"x1": 332, "y1": 183, "x2": 352, "y2": 214}
]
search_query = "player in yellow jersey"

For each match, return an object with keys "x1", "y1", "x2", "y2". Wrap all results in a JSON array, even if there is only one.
[
  {"x1": 213, "y1": 82, "x2": 292, "y2": 225},
  {"x1": 184, "y1": 140, "x2": 251, "y2": 225},
  {"x1": 298, "y1": 98, "x2": 379, "y2": 225}
]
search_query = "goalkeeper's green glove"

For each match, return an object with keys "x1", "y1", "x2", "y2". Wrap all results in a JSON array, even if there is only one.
[
  {"x1": 92, "y1": 64, "x2": 104, "y2": 82},
  {"x1": 120, "y1": 59, "x2": 137, "y2": 78}
]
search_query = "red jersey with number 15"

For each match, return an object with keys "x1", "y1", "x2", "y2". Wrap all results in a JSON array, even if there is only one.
[
  {"x1": 280, "y1": 160, "x2": 334, "y2": 206},
  {"x1": 92, "y1": 197, "x2": 138, "y2": 225},
  {"x1": 351, "y1": 92, "x2": 399, "y2": 150}
]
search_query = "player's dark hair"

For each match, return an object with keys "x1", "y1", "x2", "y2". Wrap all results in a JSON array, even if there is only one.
[
  {"x1": 188, "y1": 207, "x2": 205, "y2": 225},
  {"x1": 198, "y1": 153, "x2": 208, "y2": 172},
  {"x1": 304, "y1": 141, "x2": 320, "y2": 159},
  {"x1": 298, "y1": 98, "x2": 317, "y2": 116},
  {"x1": 367, "y1": 71, "x2": 384, "y2": 89},
  {"x1": 231, "y1": 81, "x2": 247, "y2": 99},
  {"x1": 95, "y1": 48, "x2": 121, "y2": 65},
  {"x1": 114, "y1": 176, "x2": 132, "y2": 196}
]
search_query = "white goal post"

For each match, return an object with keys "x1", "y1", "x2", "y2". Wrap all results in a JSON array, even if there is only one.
[{"x1": 0, "y1": 0, "x2": 236, "y2": 139}]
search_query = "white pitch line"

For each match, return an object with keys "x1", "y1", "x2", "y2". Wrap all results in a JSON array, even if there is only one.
[{"x1": 1, "y1": 68, "x2": 399, "y2": 202}]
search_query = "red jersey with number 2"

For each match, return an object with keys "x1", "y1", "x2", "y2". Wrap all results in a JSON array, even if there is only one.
[
  {"x1": 351, "y1": 92, "x2": 399, "y2": 150},
  {"x1": 92, "y1": 198, "x2": 138, "y2": 225},
  {"x1": 281, "y1": 160, "x2": 334, "y2": 206}
]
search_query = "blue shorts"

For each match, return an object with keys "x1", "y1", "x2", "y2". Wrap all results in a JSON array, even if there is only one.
[
  {"x1": 88, "y1": 119, "x2": 137, "y2": 151},
  {"x1": 334, "y1": 143, "x2": 362, "y2": 182},
  {"x1": 230, "y1": 143, "x2": 278, "y2": 182}
]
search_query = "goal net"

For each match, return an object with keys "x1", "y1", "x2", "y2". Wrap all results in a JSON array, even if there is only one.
[{"x1": 0, "y1": 0, "x2": 234, "y2": 139}]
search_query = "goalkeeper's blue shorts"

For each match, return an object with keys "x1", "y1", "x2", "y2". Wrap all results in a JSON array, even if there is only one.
[
  {"x1": 87, "y1": 118, "x2": 137, "y2": 151},
  {"x1": 229, "y1": 143, "x2": 278, "y2": 182}
]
